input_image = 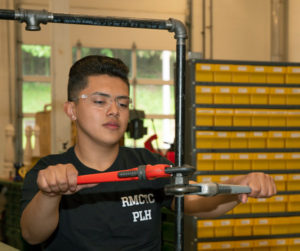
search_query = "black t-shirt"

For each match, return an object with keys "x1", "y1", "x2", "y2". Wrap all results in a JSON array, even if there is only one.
[{"x1": 21, "y1": 147, "x2": 173, "y2": 251}]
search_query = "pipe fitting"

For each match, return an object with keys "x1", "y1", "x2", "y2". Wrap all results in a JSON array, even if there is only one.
[
  {"x1": 15, "y1": 8, "x2": 53, "y2": 31},
  {"x1": 166, "y1": 18, "x2": 188, "y2": 40}
]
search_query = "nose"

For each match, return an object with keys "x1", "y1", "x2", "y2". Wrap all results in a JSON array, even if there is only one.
[{"x1": 106, "y1": 98, "x2": 120, "y2": 116}]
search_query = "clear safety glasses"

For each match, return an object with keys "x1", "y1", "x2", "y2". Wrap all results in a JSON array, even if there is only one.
[{"x1": 74, "y1": 92, "x2": 132, "y2": 111}]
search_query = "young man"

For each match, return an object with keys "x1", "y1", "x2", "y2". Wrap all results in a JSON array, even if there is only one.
[{"x1": 20, "y1": 55, "x2": 276, "y2": 250}]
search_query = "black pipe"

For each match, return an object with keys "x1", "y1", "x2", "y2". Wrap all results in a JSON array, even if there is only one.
[
  {"x1": 53, "y1": 13, "x2": 169, "y2": 30},
  {"x1": 174, "y1": 41, "x2": 186, "y2": 251},
  {"x1": 0, "y1": 9, "x2": 15, "y2": 20}
]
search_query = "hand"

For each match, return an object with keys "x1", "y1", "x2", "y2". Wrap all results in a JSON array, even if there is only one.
[
  {"x1": 37, "y1": 164, "x2": 95, "y2": 197},
  {"x1": 230, "y1": 172, "x2": 277, "y2": 203}
]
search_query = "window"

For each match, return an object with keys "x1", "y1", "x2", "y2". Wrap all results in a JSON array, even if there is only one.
[
  {"x1": 21, "y1": 45, "x2": 51, "y2": 148},
  {"x1": 73, "y1": 46, "x2": 175, "y2": 150}
]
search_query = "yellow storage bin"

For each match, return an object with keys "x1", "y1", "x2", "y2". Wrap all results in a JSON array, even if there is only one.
[
  {"x1": 195, "y1": 86, "x2": 214, "y2": 104},
  {"x1": 197, "y1": 174, "x2": 213, "y2": 183},
  {"x1": 267, "y1": 131, "x2": 286, "y2": 148},
  {"x1": 287, "y1": 194, "x2": 300, "y2": 212},
  {"x1": 215, "y1": 153, "x2": 233, "y2": 170},
  {"x1": 269, "y1": 110, "x2": 286, "y2": 127},
  {"x1": 232, "y1": 87, "x2": 250, "y2": 104},
  {"x1": 195, "y1": 63, "x2": 214, "y2": 82},
  {"x1": 251, "y1": 87, "x2": 269, "y2": 104},
  {"x1": 287, "y1": 88, "x2": 300, "y2": 105},
  {"x1": 287, "y1": 216, "x2": 300, "y2": 234},
  {"x1": 197, "y1": 242, "x2": 215, "y2": 250},
  {"x1": 214, "y1": 64, "x2": 232, "y2": 82},
  {"x1": 253, "y1": 218, "x2": 271, "y2": 235},
  {"x1": 270, "y1": 153, "x2": 286, "y2": 170},
  {"x1": 288, "y1": 238, "x2": 300, "y2": 251},
  {"x1": 232, "y1": 64, "x2": 250, "y2": 83},
  {"x1": 248, "y1": 131, "x2": 267, "y2": 148},
  {"x1": 218, "y1": 175, "x2": 233, "y2": 183},
  {"x1": 214, "y1": 241, "x2": 235, "y2": 250},
  {"x1": 269, "y1": 87, "x2": 287, "y2": 105},
  {"x1": 196, "y1": 153, "x2": 214, "y2": 171},
  {"x1": 233, "y1": 218, "x2": 253, "y2": 236},
  {"x1": 233, "y1": 109, "x2": 252, "y2": 126},
  {"x1": 286, "y1": 110, "x2": 300, "y2": 127},
  {"x1": 214, "y1": 219, "x2": 234, "y2": 237},
  {"x1": 252, "y1": 153, "x2": 269, "y2": 170},
  {"x1": 287, "y1": 174, "x2": 300, "y2": 191},
  {"x1": 270, "y1": 174, "x2": 287, "y2": 191},
  {"x1": 271, "y1": 217, "x2": 290, "y2": 234},
  {"x1": 266, "y1": 65, "x2": 286, "y2": 84},
  {"x1": 270, "y1": 239, "x2": 288, "y2": 251},
  {"x1": 286, "y1": 153, "x2": 300, "y2": 170},
  {"x1": 250, "y1": 197, "x2": 269, "y2": 213},
  {"x1": 251, "y1": 109, "x2": 269, "y2": 126},
  {"x1": 232, "y1": 201, "x2": 251, "y2": 214},
  {"x1": 197, "y1": 219, "x2": 215, "y2": 238},
  {"x1": 233, "y1": 153, "x2": 252, "y2": 170},
  {"x1": 215, "y1": 109, "x2": 233, "y2": 126},
  {"x1": 213, "y1": 131, "x2": 231, "y2": 148},
  {"x1": 249, "y1": 65, "x2": 267, "y2": 83},
  {"x1": 286, "y1": 66, "x2": 300, "y2": 84},
  {"x1": 253, "y1": 239, "x2": 271, "y2": 251},
  {"x1": 234, "y1": 240, "x2": 253, "y2": 251},
  {"x1": 196, "y1": 108, "x2": 215, "y2": 126},
  {"x1": 215, "y1": 86, "x2": 232, "y2": 104},
  {"x1": 269, "y1": 195, "x2": 287, "y2": 212},
  {"x1": 196, "y1": 131, "x2": 215, "y2": 149},
  {"x1": 285, "y1": 131, "x2": 300, "y2": 148},
  {"x1": 230, "y1": 131, "x2": 248, "y2": 149}
]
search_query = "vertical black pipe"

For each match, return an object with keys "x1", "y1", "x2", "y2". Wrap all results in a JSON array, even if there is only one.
[{"x1": 174, "y1": 41, "x2": 186, "y2": 251}]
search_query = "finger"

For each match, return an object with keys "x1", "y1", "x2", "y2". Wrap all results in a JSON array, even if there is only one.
[
  {"x1": 38, "y1": 168, "x2": 60, "y2": 194},
  {"x1": 54, "y1": 166, "x2": 69, "y2": 193},
  {"x1": 37, "y1": 170, "x2": 52, "y2": 194},
  {"x1": 46, "y1": 167, "x2": 61, "y2": 194},
  {"x1": 239, "y1": 194, "x2": 248, "y2": 204},
  {"x1": 66, "y1": 164, "x2": 78, "y2": 192}
]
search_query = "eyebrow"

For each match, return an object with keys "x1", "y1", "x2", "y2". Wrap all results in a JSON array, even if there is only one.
[{"x1": 92, "y1": 92, "x2": 130, "y2": 99}]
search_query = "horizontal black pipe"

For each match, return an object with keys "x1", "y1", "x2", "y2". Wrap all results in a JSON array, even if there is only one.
[
  {"x1": 0, "y1": 9, "x2": 15, "y2": 20},
  {"x1": 52, "y1": 13, "x2": 170, "y2": 30}
]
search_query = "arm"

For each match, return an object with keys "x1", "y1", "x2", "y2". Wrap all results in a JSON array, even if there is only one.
[
  {"x1": 171, "y1": 172, "x2": 277, "y2": 218},
  {"x1": 20, "y1": 164, "x2": 94, "y2": 245}
]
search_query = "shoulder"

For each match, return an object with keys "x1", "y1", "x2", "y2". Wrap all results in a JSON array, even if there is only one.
[{"x1": 32, "y1": 147, "x2": 75, "y2": 171}]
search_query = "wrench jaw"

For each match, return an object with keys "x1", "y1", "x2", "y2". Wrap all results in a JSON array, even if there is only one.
[{"x1": 164, "y1": 182, "x2": 252, "y2": 196}]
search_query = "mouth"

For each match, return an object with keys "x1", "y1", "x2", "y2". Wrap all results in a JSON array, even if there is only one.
[{"x1": 103, "y1": 121, "x2": 120, "y2": 130}]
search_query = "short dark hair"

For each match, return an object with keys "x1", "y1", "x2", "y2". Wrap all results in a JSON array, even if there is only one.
[{"x1": 67, "y1": 55, "x2": 130, "y2": 101}]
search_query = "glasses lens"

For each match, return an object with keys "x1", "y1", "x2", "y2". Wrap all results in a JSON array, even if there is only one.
[
  {"x1": 117, "y1": 97, "x2": 131, "y2": 109},
  {"x1": 89, "y1": 94, "x2": 110, "y2": 109}
]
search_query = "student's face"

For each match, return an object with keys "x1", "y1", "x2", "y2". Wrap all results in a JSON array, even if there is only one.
[{"x1": 73, "y1": 74, "x2": 130, "y2": 147}]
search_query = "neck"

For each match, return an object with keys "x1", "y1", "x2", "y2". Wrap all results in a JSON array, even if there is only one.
[{"x1": 74, "y1": 139, "x2": 120, "y2": 172}]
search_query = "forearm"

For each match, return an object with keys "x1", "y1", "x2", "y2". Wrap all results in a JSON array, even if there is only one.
[
  {"x1": 178, "y1": 180, "x2": 241, "y2": 218},
  {"x1": 20, "y1": 191, "x2": 61, "y2": 245},
  {"x1": 183, "y1": 193, "x2": 240, "y2": 218}
]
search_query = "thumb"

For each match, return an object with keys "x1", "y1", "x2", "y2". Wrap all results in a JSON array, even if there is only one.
[{"x1": 239, "y1": 194, "x2": 248, "y2": 204}]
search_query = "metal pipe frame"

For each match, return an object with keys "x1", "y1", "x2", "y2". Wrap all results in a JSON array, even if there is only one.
[{"x1": 0, "y1": 8, "x2": 188, "y2": 251}]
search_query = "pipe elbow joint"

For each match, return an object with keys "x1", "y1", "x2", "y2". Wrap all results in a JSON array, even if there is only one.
[{"x1": 167, "y1": 18, "x2": 188, "y2": 40}]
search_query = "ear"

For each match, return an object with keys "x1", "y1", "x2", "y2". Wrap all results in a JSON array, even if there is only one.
[{"x1": 64, "y1": 101, "x2": 77, "y2": 121}]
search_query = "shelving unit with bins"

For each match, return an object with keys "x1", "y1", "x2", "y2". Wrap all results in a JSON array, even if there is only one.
[{"x1": 184, "y1": 59, "x2": 300, "y2": 251}]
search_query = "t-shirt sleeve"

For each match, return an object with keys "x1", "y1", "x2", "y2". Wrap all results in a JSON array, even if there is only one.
[{"x1": 20, "y1": 158, "x2": 48, "y2": 213}]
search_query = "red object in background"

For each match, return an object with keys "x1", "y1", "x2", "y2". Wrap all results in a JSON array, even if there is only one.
[
  {"x1": 166, "y1": 151, "x2": 175, "y2": 163},
  {"x1": 144, "y1": 134, "x2": 175, "y2": 163},
  {"x1": 144, "y1": 134, "x2": 160, "y2": 154}
]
